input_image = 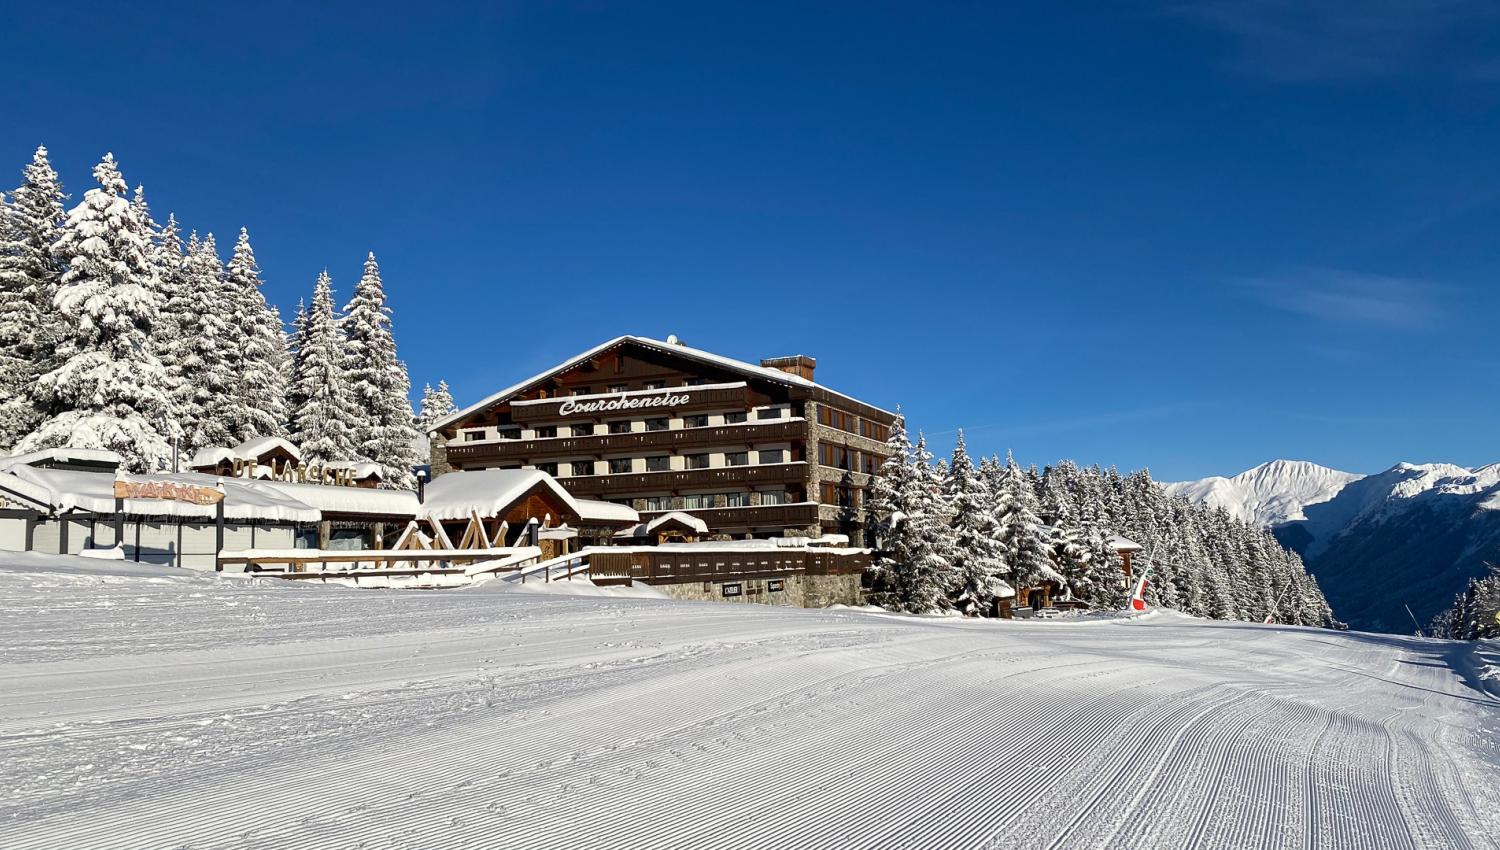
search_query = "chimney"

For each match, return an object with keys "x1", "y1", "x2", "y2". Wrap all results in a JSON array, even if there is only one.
[{"x1": 760, "y1": 354, "x2": 816, "y2": 381}]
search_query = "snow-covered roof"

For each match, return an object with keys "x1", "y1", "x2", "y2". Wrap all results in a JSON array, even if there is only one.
[
  {"x1": 0, "y1": 447, "x2": 123, "y2": 473},
  {"x1": 575, "y1": 498, "x2": 639, "y2": 524},
  {"x1": 187, "y1": 446, "x2": 236, "y2": 469},
  {"x1": 1107, "y1": 534, "x2": 1145, "y2": 552},
  {"x1": 323, "y1": 461, "x2": 385, "y2": 480},
  {"x1": 432, "y1": 335, "x2": 892, "y2": 431},
  {"x1": 418, "y1": 469, "x2": 640, "y2": 525},
  {"x1": 0, "y1": 461, "x2": 423, "y2": 523},
  {"x1": 233, "y1": 436, "x2": 303, "y2": 463},
  {"x1": 606, "y1": 540, "x2": 871, "y2": 555},
  {"x1": 648, "y1": 511, "x2": 709, "y2": 534},
  {"x1": 189, "y1": 437, "x2": 304, "y2": 471},
  {"x1": 253, "y1": 480, "x2": 418, "y2": 517},
  {"x1": 616, "y1": 510, "x2": 711, "y2": 538},
  {"x1": 0, "y1": 466, "x2": 323, "y2": 523}
]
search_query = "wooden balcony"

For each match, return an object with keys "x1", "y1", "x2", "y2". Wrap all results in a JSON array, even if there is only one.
[
  {"x1": 445, "y1": 419, "x2": 809, "y2": 465},
  {"x1": 557, "y1": 462, "x2": 809, "y2": 498},
  {"x1": 637, "y1": 501, "x2": 821, "y2": 529}
]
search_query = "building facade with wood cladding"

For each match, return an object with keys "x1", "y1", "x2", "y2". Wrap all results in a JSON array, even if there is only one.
[{"x1": 429, "y1": 336, "x2": 897, "y2": 544}]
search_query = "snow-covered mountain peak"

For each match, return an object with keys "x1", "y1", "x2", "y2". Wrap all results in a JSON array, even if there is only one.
[
  {"x1": 1164, "y1": 460, "x2": 1362, "y2": 526},
  {"x1": 1169, "y1": 457, "x2": 1500, "y2": 631},
  {"x1": 1377, "y1": 461, "x2": 1500, "y2": 505}
]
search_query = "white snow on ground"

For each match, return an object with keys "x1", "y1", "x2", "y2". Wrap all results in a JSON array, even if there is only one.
[{"x1": 1, "y1": 553, "x2": 1497, "y2": 850}]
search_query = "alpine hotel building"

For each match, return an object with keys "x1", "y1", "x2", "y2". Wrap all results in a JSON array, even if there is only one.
[{"x1": 430, "y1": 336, "x2": 897, "y2": 545}]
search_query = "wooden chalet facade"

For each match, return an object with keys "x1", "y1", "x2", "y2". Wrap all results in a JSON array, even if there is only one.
[{"x1": 430, "y1": 336, "x2": 897, "y2": 544}]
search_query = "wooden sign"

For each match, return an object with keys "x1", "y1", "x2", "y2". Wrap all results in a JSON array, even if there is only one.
[{"x1": 113, "y1": 480, "x2": 225, "y2": 505}]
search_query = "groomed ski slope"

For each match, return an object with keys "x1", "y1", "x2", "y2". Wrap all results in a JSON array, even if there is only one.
[{"x1": 1, "y1": 555, "x2": 1496, "y2": 850}]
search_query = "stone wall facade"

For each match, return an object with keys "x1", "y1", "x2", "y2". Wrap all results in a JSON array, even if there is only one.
[
  {"x1": 429, "y1": 435, "x2": 453, "y2": 478},
  {"x1": 803, "y1": 399, "x2": 894, "y2": 546}
]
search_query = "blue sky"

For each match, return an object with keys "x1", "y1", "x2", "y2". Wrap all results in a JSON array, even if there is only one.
[{"x1": 3, "y1": 1, "x2": 1497, "y2": 480}]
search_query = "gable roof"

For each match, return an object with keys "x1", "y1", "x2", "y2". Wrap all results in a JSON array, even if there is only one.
[
  {"x1": 188, "y1": 437, "x2": 304, "y2": 471},
  {"x1": 418, "y1": 468, "x2": 639, "y2": 526},
  {"x1": 432, "y1": 335, "x2": 892, "y2": 431}
]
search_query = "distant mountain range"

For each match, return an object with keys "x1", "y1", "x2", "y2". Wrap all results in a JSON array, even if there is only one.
[{"x1": 1166, "y1": 460, "x2": 1500, "y2": 633}]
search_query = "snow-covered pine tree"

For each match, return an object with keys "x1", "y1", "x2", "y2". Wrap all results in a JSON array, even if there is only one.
[
  {"x1": 14, "y1": 154, "x2": 174, "y2": 471},
  {"x1": 144, "y1": 213, "x2": 191, "y2": 428},
  {"x1": 1428, "y1": 564, "x2": 1499, "y2": 639},
  {"x1": 995, "y1": 451, "x2": 1063, "y2": 605},
  {"x1": 284, "y1": 298, "x2": 309, "y2": 427},
  {"x1": 867, "y1": 410, "x2": 915, "y2": 606},
  {"x1": 289, "y1": 271, "x2": 357, "y2": 463},
  {"x1": 869, "y1": 414, "x2": 955, "y2": 612},
  {"x1": 415, "y1": 380, "x2": 456, "y2": 431},
  {"x1": 173, "y1": 233, "x2": 239, "y2": 452},
  {"x1": 224, "y1": 228, "x2": 289, "y2": 441},
  {"x1": 341, "y1": 252, "x2": 420, "y2": 486},
  {"x1": 897, "y1": 433, "x2": 957, "y2": 612},
  {"x1": 0, "y1": 145, "x2": 67, "y2": 449},
  {"x1": 129, "y1": 184, "x2": 155, "y2": 234},
  {"x1": 945, "y1": 431, "x2": 1007, "y2": 615}
]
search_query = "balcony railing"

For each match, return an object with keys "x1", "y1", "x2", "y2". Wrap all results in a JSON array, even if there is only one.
[
  {"x1": 637, "y1": 501, "x2": 821, "y2": 529},
  {"x1": 445, "y1": 419, "x2": 808, "y2": 463},
  {"x1": 556, "y1": 462, "x2": 809, "y2": 497}
]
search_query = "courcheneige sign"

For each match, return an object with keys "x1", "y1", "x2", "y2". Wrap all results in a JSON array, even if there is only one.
[{"x1": 557, "y1": 392, "x2": 692, "y2": 416}]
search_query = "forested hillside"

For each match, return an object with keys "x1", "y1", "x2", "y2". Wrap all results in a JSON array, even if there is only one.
[{"x1": 869, "y1": 415, "x2": 1337, "y2": 627}]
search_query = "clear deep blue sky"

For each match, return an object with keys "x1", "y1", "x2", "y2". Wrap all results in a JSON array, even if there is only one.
[{"x1": 3, "y1": 2, "x2": 1497, "y2": 480}]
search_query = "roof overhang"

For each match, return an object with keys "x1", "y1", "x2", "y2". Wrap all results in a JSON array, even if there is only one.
[{"x1": 432, "y1": 335, "x2": 893, "y2": 432}]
